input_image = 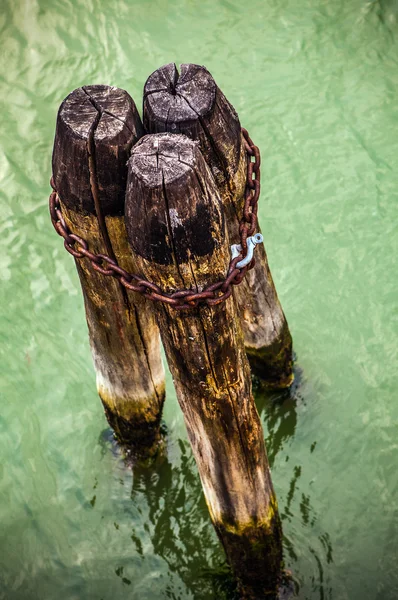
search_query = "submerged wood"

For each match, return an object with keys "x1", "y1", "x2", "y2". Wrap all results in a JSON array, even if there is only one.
[
  {"x1": 125, "y1": 132, "x2": 284, "y2": 597},
  {"x1": 143, "y1": 63, "x2": 293, "y2": 387},
  {"x1": 52, "y1": 85, "x2": 165, "y2": 455}
]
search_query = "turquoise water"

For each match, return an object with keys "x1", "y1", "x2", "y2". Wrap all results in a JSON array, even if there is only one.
[{"x1": 1, "y1": 0, "x2": 398, "y2": 598}]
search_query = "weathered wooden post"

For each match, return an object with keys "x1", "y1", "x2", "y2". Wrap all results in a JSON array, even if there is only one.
[
  {"x1": 143, "y1": 63, "x2": 293, "y2": 388},
  {"x1": 125, "y1": 132, "x2": 284, "y2": 598},
  {"x1": 51, "y1": 85, "x2": 165, "y2": 456}
]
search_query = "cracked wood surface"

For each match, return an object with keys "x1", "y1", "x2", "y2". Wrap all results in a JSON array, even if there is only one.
[
  {"x1": 52, "y1": 85, "x2": 165, "y2": 454},
  {"x1": 125, "y1": 133, "x2": 283, "y2": 597},
  {"x1": 143, "y1": 63, "x2": 293, "y2": 387}
]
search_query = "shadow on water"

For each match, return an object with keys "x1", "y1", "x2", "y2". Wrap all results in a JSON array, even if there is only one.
[
  {"x1": 362, "y1": 0, "x2": 398, "y2": 32},
  {"x1": 255, "y1": 364, "x2": 334, "y2": 600},
  {"x1": 102, "y1": 362, "x2": 334, "y2": 599},
  {"x1": 253, "y1": 365, "x2": 303, "y2": 469},
  {"x1": 130, "y1": 441, "x2": 236, "y2": 600}
]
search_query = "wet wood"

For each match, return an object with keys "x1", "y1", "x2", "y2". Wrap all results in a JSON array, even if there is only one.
[
  {"x1": 144, "y1": 63, "x2": 293, "y2": 387},
  {"x1": 52, "y1": 85, "x2": 165, "y2": 456},
  {"x1": 125, "y1": 132, "x2": 284, "y2": 597}
]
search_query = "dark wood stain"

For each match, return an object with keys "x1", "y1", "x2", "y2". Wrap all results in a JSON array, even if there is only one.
[{"x1": 126, "y1": 133, "x2": 223, "y2": 267}]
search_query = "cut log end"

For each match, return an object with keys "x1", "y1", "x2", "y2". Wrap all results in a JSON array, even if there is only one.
[
  {"x1": 126, "y1": 132, "x2": 225, "y2": 276},
  {"x1": 144, "y1": 63, "x2": 216, "y2": 124},
  {"x1": 52, "y1": 84, "x2": 143, "y2": 215},
  {"x1": 143, "y1": 64, "x2": 242, "y2": 186}
]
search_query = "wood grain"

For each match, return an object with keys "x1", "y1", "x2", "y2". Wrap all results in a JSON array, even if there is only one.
[
  {"x1": 52, "y1": 85, "x2": 165, "y2": 455},
  {"x1": 125, "y1": 132, "x2": 284, "y2": 597},
  {"x1": 144, "y1": 64, "x2": 293, "y2": 387}
]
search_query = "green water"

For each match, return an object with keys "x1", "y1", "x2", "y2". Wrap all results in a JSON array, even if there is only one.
[{"x1": 1, "y1": 0, "x2": 398, "y2": 598}]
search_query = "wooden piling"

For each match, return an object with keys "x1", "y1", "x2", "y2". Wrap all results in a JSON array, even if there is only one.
[
  {"x1": 143, "y1": 63, "x2": 293, "y2": 388},
  {"x1": 52, "y1": 85, "x2": 165, "y2": 455},
  {"x1": 125, "y1": 132, "x2": 284, "y2": 597}
]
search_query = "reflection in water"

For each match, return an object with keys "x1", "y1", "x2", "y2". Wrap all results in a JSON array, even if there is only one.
[
  {"x1": 254, "y1": 366, "x2": 302, "y2": 468},
  {"x1": 130, "y1": 441, "x2": 236, "y2": 600},
  {"x1": 257, "y1": 364, "x2": 334, "y2": 600},
  {"x1": 365, "y1": 0, "x2": 398, "y2": 28},
  {"x1": 109, "y1": 363, "x2": 336, "y2": 599}
]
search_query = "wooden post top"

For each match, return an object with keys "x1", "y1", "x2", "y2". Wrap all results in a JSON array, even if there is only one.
[
  {"x1": 126, "y1": 132, "x2": 225, "y2": 280},
  {"x1": 144, "y1": 63, "x2": 217, "y2": 124},
  {"x1": 143, "y1": 64, "x2": 242, "y2": 185},
  {"x1": 52, "y1": 85, "x2": 143, "y2": 215}
]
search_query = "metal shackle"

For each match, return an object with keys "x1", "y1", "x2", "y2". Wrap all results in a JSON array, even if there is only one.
[{"x1": 231, "y1": 233, "x2": 264, "y2": 269}]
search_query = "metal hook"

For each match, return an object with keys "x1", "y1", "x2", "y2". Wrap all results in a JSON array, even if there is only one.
[{"x1": 231, "y1": 233, "x2": 263, "y2": 269}]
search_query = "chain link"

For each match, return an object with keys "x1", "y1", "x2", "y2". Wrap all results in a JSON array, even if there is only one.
[{"x1": 49, "y1": 128, "x2": 261, "y2": 310}]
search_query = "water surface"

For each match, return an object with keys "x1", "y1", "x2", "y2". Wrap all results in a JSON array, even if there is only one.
[{"x1": 1, "y1": 1, "x2": 398, "y2": 598}]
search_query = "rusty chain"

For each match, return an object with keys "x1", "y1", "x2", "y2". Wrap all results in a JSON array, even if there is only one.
[{"x1": 49, "y1": 128, "x2": 261, "y2": 310}]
